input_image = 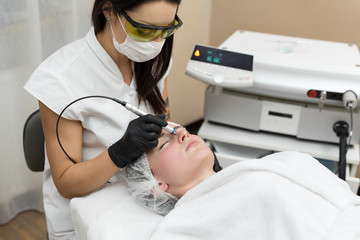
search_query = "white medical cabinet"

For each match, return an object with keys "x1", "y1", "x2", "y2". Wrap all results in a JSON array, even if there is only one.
[{"x1": 186, "y1": 30, "x2": 360, "y2": 193}]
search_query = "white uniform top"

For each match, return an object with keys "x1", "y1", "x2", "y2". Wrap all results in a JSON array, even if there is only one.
[{"x1": 24, "y1": 27, "x2": 171, "y2": 240}]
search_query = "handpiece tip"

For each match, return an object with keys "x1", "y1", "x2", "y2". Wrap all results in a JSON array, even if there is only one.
[{"x1": 113, "y1": 98, "x2": 126, "y2": 106}]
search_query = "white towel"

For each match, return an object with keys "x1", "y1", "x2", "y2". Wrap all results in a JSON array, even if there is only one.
[{"x1": 150, "y1": 151, "x2": 360, "y2": 240}]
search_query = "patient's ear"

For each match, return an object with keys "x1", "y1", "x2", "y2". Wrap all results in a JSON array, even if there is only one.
[
  {"x1": 157, "y1": 180, "x2": 169, "y2": 192},
  {"x1": 153, "y1": 174, "x2": 168, "y2": 191}
]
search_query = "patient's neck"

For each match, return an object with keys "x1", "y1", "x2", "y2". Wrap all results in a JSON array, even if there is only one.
[{"x1": 170, "y1": 170, "x2": 216, "y2": 198}]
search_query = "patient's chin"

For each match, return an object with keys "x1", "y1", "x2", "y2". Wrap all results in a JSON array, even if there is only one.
[{"x1": 194, "y1": 147, "x2": 215, "y2": 167}]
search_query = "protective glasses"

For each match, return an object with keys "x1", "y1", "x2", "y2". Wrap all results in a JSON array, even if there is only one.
[{"x1": 118, "y1": 8, "x2": 183, "y2": 42}]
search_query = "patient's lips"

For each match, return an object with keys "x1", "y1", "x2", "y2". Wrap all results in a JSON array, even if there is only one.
[{"x1": 185, "y1": 139, "x2": 198, "y2": 152}]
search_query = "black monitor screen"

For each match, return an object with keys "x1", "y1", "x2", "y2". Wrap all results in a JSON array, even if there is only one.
[{"x1": 190, "y1": 45, "x2": 253, "y2": 71}]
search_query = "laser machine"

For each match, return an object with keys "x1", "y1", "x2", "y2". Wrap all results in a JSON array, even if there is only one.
[{"x1": 186, "y1": 30, "x2": 360, "y2": 192}]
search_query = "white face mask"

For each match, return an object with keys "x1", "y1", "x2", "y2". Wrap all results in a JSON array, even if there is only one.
[{"x1": 109, "y1": 14, "x2": 165, "y2": 62}]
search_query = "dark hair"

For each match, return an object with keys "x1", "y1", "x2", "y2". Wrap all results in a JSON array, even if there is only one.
[{"x1": 92, "y1": 0, "x2": 181, "y2": 114}]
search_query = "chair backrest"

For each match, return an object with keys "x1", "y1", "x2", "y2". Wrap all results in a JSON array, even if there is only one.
[{"x1": 23, "y1": 109, "x2": 45, "y2": 172}]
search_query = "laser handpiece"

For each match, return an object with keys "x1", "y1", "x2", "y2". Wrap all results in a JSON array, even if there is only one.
[{"x1": 115, "y1": 99, "x2": 176, "y2": 135}]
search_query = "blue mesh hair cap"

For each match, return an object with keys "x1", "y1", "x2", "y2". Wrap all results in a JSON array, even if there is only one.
[{"x1": 122, "y1": 153, "x2": 179, "y2": 216}]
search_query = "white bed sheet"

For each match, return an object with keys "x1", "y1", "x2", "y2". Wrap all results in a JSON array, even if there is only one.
[
  {"x1": 70, "y1": 179, "x2": 163, "y2": 240},
  {"x1": 150, "y1": 151, "x2": 360, "y2": 239},
  {"x1": 70, "y1": 152, "x2": 360, "y2": 240}
]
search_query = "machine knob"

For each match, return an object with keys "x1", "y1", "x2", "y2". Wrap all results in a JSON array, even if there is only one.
[{"x1": 212, "y1": 71, "x2": 225, "y2": 83}]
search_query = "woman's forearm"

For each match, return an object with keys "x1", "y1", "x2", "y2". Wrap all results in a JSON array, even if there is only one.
[{"x1": 54, "y1": 150, "x2": 119, "y2": 199}]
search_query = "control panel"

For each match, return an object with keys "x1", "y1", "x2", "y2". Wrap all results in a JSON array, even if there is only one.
[{"x1": 185, "y1": 44, "x2": 254, "y2": 88}]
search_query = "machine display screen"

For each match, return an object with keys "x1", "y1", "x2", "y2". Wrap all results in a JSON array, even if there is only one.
[{"x1": 190, "y1": 45, "x2": 253, "y2": 71}]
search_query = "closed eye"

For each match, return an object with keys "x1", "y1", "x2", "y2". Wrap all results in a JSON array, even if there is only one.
[{"x1": 159, "y1": 141, "x2": 168, "y2": 150}]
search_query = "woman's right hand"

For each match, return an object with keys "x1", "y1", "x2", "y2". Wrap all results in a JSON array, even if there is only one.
[{"x1": 108, "y1": 114, "x2": 167, "y2": 168}]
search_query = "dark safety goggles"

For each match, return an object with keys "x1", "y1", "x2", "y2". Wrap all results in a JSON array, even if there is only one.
[{"x1": 118, "y1": 8, "x2": 183, "y2": 42}]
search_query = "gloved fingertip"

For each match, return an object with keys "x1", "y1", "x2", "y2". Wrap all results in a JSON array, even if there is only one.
[
  {"x1": 149, "y1": 139, "x2": 159, "y2": 149},
  {"x1": 155, "y1": 113, "x2": 167, "y2": 127},
  {"x1": 156, "y1": 113, "x2": 166, "y2": 119}
]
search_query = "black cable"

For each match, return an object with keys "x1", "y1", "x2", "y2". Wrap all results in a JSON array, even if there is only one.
[
  {"x1": 346, "y1": 106, "x2": 353, "y2": 153},
  {"x1": 56, "y1": 95, "x2": 125, "y2": 163},
  {"x1": 334, "y1": 106, "x2": 353, "y2": 176},
  {"x1": 337, "y1": 131, "x2": 348, "y2": 180}
]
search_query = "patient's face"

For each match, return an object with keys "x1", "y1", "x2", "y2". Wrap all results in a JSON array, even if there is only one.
[{"x1": 147, "y1": 125, "x2": 215, "y2": 198}]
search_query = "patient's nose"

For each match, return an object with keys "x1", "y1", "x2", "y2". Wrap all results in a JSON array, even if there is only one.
[{"x1": 177, "y1": 128, "x2": 190, "y2": 143}]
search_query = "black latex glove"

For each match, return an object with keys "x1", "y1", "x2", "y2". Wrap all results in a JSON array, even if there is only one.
[{"x1": 108, "y1": 113, "x2": 167, "y2": 168}]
